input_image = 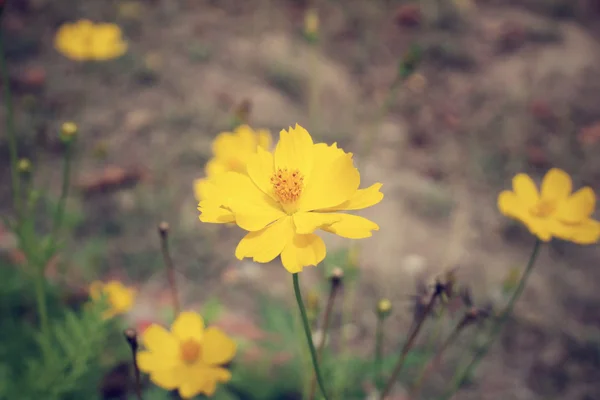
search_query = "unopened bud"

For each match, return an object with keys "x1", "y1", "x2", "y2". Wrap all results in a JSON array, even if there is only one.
[
  {"x1": 329, "y1": 267, "x2": 344, "y2": 289},
  {"x1": 303, "y1": 8, "x2": 319, "y2": 43},
  {"x1": 158, "y1": 221, "x2": 169, "y2": 237},
  {"x1": 60, "y1": 121, "x2": 78, "y2": 142},
  {"x1": 376, "y1": 298, "x2": 392, "y2": 319},
  {"x1": 124, "y1": 328, "x2": 139, "y2": 352},
  {"x1": 17, "y1": 158, "x2": 32, "y2": 174}
]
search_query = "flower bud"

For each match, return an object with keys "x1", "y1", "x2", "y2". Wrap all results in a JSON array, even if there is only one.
[
  {"x1": 376, "y1": 298, "x2": 392, "y2": 319},
  {"x1": 17, "y1": 158, "x2": 32, "y2": 174},
  {"x1": 329, "y1": 267, "x2": 344, "y2": 290},
  {"x1": 303, "y1": 8, "x2": 319, "y2": 43},
  {"x1": 60, "y1": 121, "x2": 78, "y2": 143}
]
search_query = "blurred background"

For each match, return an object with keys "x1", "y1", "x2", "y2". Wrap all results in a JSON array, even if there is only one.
[{"x1": 1, "y1": 0, "x2": 600, "y2": 399}]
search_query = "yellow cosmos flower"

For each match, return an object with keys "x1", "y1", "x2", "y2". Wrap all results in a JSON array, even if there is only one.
[
  {"x1": 498, "y1": 168, "x2": 600, "y2": 244},
  {"x1": 89, "y1": 280, "x2": 136, "y2": 320},
  {"x1": 137, "y1": 311, "x2": 237, "y2": 398},
  {"x1": 54, "y1": 20, "x2": 128, "y2": 61},
  {"x1": 194, "y1": 125, "x2": 272, "y2": 202},
  {"x1": 198, "y1": 124, "x2": 384, "y2": 273}
]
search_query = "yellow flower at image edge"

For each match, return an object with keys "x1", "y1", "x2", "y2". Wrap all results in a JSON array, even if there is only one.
[
  {"x1": 89, "y1": 280, "x2": 136, "y2": 319},
  {"x1": 198, "y1": 124, "x2": 384, "y2": 273},
  {"x1": 498, "y1": 168, "x2": 600, "y2": 244},
  {"x1": 137, "y1": 312, "x2": 236, "y2": 398},
  {"x1": 54, "y1": 19, "x2": 127, "y2": 61},
  {"x1": 194, "y1": 125, "x2": 272, "y2": 202}
]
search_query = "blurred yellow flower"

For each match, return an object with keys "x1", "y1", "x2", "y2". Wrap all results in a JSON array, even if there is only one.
[
  {"x1": 194, "y1": 125, "x2": 272, "y2": 202},
  {"x1": 304, "y1": 8, "x2": 319, "y2": 38},
  {"x1": 54, "y1": 20, "x2": 127, "y2": 61},
  {"x1": 137, "y1": 311, "x2": 236, "y2": 398},
  {"x1": 89, "y1": 280, "x2": 136, "y2": 320},
  {"x1": 198, "y1": 124, "x2": 384, "y2": 273},
  {"x1": 498, "y1": 168, "x2": 600, "y2": 244}
]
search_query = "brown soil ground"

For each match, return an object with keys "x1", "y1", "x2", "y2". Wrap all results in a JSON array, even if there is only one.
[{"x1": 2, "y1": 0, "x2": 600, "y2": 399}]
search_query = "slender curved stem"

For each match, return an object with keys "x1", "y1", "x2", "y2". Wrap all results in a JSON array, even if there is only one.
[
  {"x1": 308, "y1": 282, "x2": 339, "y2": 400},
  {"x1": 442, "y1": 239, "x2": 542, "y2": 399},
  {"x1": 50, "y1": 142, "x2": 73, "y2": 241},
  {"x1": 293, "y1": 273, "x2": 330, "y2": 400},
  {"x1": 374, "y1": 316, "x2": 385, "y2": 390}
]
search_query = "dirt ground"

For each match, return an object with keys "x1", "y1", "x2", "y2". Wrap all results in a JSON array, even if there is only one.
[{"x1": 2, "y1": 0, "x2": 600, "y2": 399}]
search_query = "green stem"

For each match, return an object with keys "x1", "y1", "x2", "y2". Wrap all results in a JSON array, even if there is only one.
[
  {"x1": 441, "y1": 239, "x2": 542, "y2": 399},
  {"x1": 308, "y1": 283, "x2": 339, "y2": 400},
  {"x1": 0, "y1": 19, "x2": 21, "y2": 223},
  {"x1": 33, "y1": 263, "x2": 50, "y2": 340},
  {"x1": 374, "y1": 316, "x2": 385, "y2": 390},
  {"x1": 293, "y1": 273, "x2": 330, "y2": 400},
  {"x1": 50, "y1": 142, "x2": 73, "y2": 241}
]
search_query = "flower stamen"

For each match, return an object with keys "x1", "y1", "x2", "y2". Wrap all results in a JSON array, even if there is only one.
[
  {"x1": 271, "y1": 168, "x2": 304, "y2": 204},
  {"x1": 180, "y1": 339, "x2": 201, "y2": 364},
  {"x1": 530, "y1": 200, "x2": 555, "y2": 218}
]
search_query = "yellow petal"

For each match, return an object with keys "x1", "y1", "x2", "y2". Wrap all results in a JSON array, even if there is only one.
[
  {"x1": 205, "y1": 158, "x2": 228, "y2": 177},
  {"x1": 193, "y1": 179, "x2": 209, "y2": 202},
  {"x1": 171, "y1": 311, "x2": 205, "y2": 342},
  {"x1": 198, "y1": 202, "x2": 236, "y2": 224},
  {"x1": 218, "y1": 172, "x2": 285, "y2": 231},
  {"x1": 322, "y1": 183, "x2": 384, "y2": 211},
  {"x1": 280, "y1": 233, "x2": 326, "y2": 273},
  {"x1": 235, "y1": 216, "x2": 294, "y2": 263},
  {"x1": 497, "y1": 191, "x2": 525, "y2": 218},
  {"x1": 246, "y1": 146, "x2": 276, "y2": 198},
  {"x1": 527, "y1": 218, "x2": 553, "y2": 242},
  {"x1": 137, "y1": 351, "x2": 179, "y2": 372},
  {"x1": 141, "y1": 324, "x2": 179, "y2": 358},
  {"x1": 512, "y1": 173, "x2": 539, "y2": 207},
  {"x1": 298, "y1": 143, "x2": 360, "y2": 211},
  {"x1": 555, "y1": 187, "x2": 596, "y2": 223},
  {"x1": 551, "y1": 218, "x2": 600, "y2": 245},
  {"x1": 179, "y1": 380, "x2": 205, "y2": 399},
  {"x1": 293, "y1": 211, "x2": 341, "y2": 234},
  {"x1": 320, "y1": 213, "x2": 380, "y2": 239},
  {"x1": 257, "y1": 129, "x2": 272, "y2": 150},
  {"x1": 149, "y1": 368, "x2": 182, "y2": 390},
  {"x1": 274, "y1": 124, "x2": 314, "y2": 180},
  {"x1": 540, "y1": 168, "x2": 572, "y2": 202},
  {"x1": 202, "y1": 327, "x2": 237, "y2": 366}
]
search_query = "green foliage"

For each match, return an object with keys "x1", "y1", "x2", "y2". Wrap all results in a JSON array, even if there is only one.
[
  {"x1": 228, "y1": 293, "x2": 428, "y2": 400},
  {"x1": 200, "y1": 296, "x2": 224, "y2": 325},
  {"x1": 1, "y1": 299, "x2": 112, "y2": 400}
]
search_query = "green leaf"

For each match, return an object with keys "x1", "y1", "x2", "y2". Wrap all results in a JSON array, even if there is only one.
[{"x1": 201, "y1": 297, "x2": 223, "y2": 325}]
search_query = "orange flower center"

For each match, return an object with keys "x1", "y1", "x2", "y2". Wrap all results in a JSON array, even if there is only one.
[
  {"x1": 180, "y1": 339, "x2": 202, "y2": 364},
  {"x1": 530, "y1": 200, "x2": 555, "y2": 218},
  {"x1": 271, "y1": 168, "x2": 304, "y2": 204}
]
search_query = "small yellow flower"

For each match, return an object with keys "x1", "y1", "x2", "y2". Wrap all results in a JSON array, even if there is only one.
[
  {"x1": 54, "y1": 20, "x2": 128, "y2": 61},
  {"x1": 89, "y1": 280, "x2": 136, "y2": 320},
  {"x1": 498, "y1": 168, "x2": 600, "y2": 244},
  {"x1": 137, "y1": 311, "x2": 237, "y2": 398},
  {"x1": 60, "y1": 121, "x2": 78, "y2": 141},
  {"x1": 194, "y1": 125, "x2": 272, "y2": 202},
  {"x1": 198, "y1": 124, "x2": 384, "y2": 273}
]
